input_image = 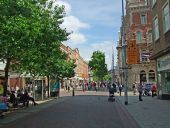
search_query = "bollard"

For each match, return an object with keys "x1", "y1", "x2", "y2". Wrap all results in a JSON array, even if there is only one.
[{"x1": 72, "y1": 88, "x2": 75, "y2": 96}]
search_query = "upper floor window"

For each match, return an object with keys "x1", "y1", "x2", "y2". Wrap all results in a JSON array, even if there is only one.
[
  {"x1": 147, "y1": 0, "x2": 151, "y2": 6},
  {"x1": 141, "y1": 50, "x2": 149, "y2": 62},
  {"x1": 153, "y1": 16, "x2": 159, "y2": 41},
  {"x1": 163, "y1": 2, "x2": 170, "y2": 33},
  {"x1": 141, "y1": 14, "x2": 147, "y2": 24},
  {"x1": 148, "y1": 31, "x2": 152, "y2": 43},
  {"x1": 152, "y1": 0, "x2": 157, "y2": 7},
  {"x1": 137, "y1": 31, "x2": 142, "y2": 43}
]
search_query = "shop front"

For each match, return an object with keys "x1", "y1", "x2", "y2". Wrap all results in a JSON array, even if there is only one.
[{"x1": 157, "y1": 53, "x2": 170, "y2": 99}]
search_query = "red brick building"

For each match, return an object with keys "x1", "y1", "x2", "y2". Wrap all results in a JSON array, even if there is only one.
[{"x1": 117, "y1": 0, "x2": 156, "y2": 86}]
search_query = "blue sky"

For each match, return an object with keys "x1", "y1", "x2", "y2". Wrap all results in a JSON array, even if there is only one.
[{"x1": 56, "y1": 0, "x2": 123, "y2": 69}]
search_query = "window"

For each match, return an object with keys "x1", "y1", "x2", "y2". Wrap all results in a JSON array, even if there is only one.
[
  {"x1": 148, "y1": 32, "x2": 152, "y2": 43},
  {"x1": 141, "y1": 14, "x2": 147, "y2": 24},
  {"x1": 147, "y1": 0, "x2": 151, "y2": 6},
  {"x1": 137, "y1": 31, "x2": 142, "y2": 43},
  {"x1": 141, "y1": 50, "x2": 149, "y2": 62},
  {"x1": 163, "y1": 2, "x2": 170, "y2": 33},
  {"x1": 153, "y1": 17, "x2": 159, "y2": 41},
  {"x1": 149, "y1": 70, "x2": 155, "y2": 82},
  {"x1": 152, "y1": 0, "x2": 156, "y2": 7},
  {"x1": 140, "y1": 70, "x2": 146, "y2": 82}
]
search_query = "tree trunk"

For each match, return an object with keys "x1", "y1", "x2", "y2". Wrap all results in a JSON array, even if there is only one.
[
  {"x1": 3, "y1": 58, "x2": 11, "y2": 96},
  {"x1": 47, "y1": 75, "x2": 50, "y2": 98}
]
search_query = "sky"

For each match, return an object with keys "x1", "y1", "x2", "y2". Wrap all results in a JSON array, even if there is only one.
[{"x1": 55, "y1": 0, "x2": 123, "y2": 70}]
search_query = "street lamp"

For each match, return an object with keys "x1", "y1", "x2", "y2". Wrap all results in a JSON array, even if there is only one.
[{"x1": 122, "y1": 0, "x2": 128, "y2": 105}]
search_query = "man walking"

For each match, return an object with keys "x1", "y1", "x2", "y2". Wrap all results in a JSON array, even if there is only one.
[{"x1": 138, "y1": 82, "x2": 143, "y2": 101}]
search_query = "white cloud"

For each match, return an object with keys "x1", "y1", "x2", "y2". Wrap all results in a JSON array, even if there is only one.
[
  {"x1": 56, "y1": 1, "x2": 90, "y2": 45},
  {"x1": 56, "y1": 0, "x2": 120, "y2": 69},
  {"x1": 61, "y1": 16, "x2": 90, "y2": 32},
  {"x1": 69, "y1": 33, "x2": 87, "y2": 44}
]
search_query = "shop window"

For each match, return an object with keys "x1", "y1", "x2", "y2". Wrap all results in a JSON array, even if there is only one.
[
  {"x1": 165, "y1": 72, "x2": 170, "y2": 93},
  {"x1": 149, "y1": 70, "x2": 155, "y2": 82}
]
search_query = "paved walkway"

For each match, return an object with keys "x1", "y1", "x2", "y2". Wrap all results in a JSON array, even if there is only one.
[
  {"x1": 2, "y1": 90, "x2": 170, "y2": 128},
  {"x1": 116, "y1": 91, "x2": 170, "y2": 128}
]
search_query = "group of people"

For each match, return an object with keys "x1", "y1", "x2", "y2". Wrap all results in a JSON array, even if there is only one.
[
  {"x1": 132, "y1": 82, "x2": 157, "y2": 101},
  {"x1": 108, "y1": 81, "x2": 157, "y2": 102},
  {"x1": 9, "y1": 90, "x2": 38, "y2": 107},
  {"x1": 108, "y1": 82, "x2": 123, "y2": 96}
]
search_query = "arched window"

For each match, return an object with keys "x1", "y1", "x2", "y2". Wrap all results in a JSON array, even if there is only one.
[
  {"x1": 149, "y1": 70, "x2": 155, "y2": 82},
  {"x1": 137, "y1": 31, "x2": 142, "y2": 43},
  {"x1": 140, "y1": 70, "x2": 146, "y2": 82}
]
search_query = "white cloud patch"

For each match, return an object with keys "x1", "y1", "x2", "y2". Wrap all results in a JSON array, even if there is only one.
[
  {"x1": 69, "y1": 33, "x2": 87, "y2": 44},
  {"x1": 61, "y1": 16, "x2": 90, "y2": 32},
  {"x1": 56, "y1": 1, "x2": 90, "y2": 45}
]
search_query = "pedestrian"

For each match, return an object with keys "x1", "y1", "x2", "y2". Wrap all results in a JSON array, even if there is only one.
[
  {"x1": 119, "y1": 84, "x2": 122, "y2": 96},
  {"x1": 132, "y1": 83, "x2": 136, "y2": 95},
  {"x1": 9, "y1": 91, "x2": 17, "y2": 107},
  {"x1": 94, "y1": 82, "x2": 97, "y2": 91},
  {"x1": 68, "y1": 86, "x2": 70, "y2": 92},
  {"x1": 138, "y1": 82, "x2": 143, "y2": 101},
  {"x1": 151, "y1": 84, "x2": 157, "y2": 97}
]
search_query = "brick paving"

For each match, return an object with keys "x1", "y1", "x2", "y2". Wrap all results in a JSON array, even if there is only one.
[
  {"x1": 1, "y1": 89, "x2": 170, "y2": 128},
  {"x1": 0, "y1": 91, "x2": 139, "y2": 128},
  {"x1": 116, "y1": 91, "x2": 170, "y2": 128}
]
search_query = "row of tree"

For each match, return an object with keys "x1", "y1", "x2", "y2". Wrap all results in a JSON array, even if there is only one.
[{"x1": 0, "y1": 0, "x2": 76, "y2": 96}]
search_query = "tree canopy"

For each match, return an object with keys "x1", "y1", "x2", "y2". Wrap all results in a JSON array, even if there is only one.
[
  {"x1": 89, "y1": 51, "x2": 108, "y2": 81},
  {"x1": 0, "y1": 0, "x2": 75, "y2": 96}
]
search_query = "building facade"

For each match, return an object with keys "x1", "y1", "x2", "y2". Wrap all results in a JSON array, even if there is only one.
[
  {"x1": 60, "y1": 44, "x2": 89, "y2": 86},
  {"x1": 117, "y1": 0, "x2": 156, "y2": 87},
  {"x1": 150, "y1": 0, "x2": 170, "y2": 99}
]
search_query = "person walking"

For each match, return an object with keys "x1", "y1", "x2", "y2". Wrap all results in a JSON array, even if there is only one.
[
  {"x1": 138, "y1": 82, "x2": 143, "y2": 101},
  {"x1": 151, "y1": 84, "x2": 157, "y2": 97},
  {"x1": 132, "y1": 83, "x2": 136, "y2": 95},
  {"x1": 9, "y1": 91, "x2": 17, "y2": 107},
  {"x1": 119, "y1": 84, "x2": 122, "y2": 96}
]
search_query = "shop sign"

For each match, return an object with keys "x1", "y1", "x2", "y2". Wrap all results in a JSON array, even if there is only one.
[{"x1": 157, "y1": 54, "x2": 170, "y2": 71}]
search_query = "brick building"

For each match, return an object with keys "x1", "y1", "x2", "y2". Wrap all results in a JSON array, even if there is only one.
[
  {"x1": 60, "y1": 44, "x2": 89, "y2": 86},
  {"x1": 150, "y1": 0, "x2": 170, "y2": 99},
  {"x1": 117, "y1": 0, "x2": 156, "y2": 87}
]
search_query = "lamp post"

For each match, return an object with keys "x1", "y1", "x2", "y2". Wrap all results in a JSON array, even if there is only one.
[
  {"x1": 112, "y1": 46, "x2": 115, "y2": 83},
  {"x1": 122, "y1": 0, "x2": 128, "y2": 105}
]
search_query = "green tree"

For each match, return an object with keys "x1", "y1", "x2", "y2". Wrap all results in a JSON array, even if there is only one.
[
  {"x1": 103, "y1": 73, "x2": 112, "y2": 81},
  {"x1": 89, "y1": 51, "x2": 108, "y2": 81},
  {"x1": 0, "y1": 0, "x2": 70, "y2": 96}
]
